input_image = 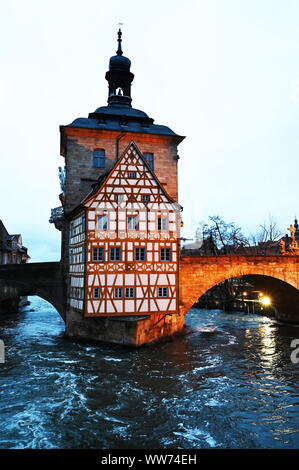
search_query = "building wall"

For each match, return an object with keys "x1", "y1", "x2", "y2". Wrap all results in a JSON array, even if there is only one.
[
  {"x1": 61, "y1": 128, "x2": 179, "y2": 212},
  {"x1": 83, "y1": 143, "x2": 180, "y2": 317},
  {"x1": 66, "y1": 142, "x2": 181, "y2": 320},
  {"x1": 68, "y1": 212, "x2": 85, "y2": 312},
  {"x1": 0, "y1": 229, "x2": 29, "y2": 313},
  {"x1": 64, "y1": 307, "x2": 186, "y2": 346}
]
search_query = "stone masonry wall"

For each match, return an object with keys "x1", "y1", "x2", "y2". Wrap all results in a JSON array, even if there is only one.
[
  {"x1": 180, "y1": 255, "x2": 299, "y2": 322},
  {"x1": 61, "y1": 128, "x2": 179, "y2": 212},
  {"x1": 65, "y1": 306, "x2": 185, "y2": 347}
]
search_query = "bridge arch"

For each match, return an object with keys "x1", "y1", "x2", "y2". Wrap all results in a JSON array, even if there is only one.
[
  {"x1": 0, "y1": 262, "x2": 65, "y2": 321},
  {"x1": 180, "y1": 255, "x2": 299, "y2": 323},
  {"x1": 0, "y1": 279, "x2": 62, "y2": 316}
]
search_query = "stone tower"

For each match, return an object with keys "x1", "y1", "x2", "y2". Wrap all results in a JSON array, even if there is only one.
[{"x1": 50, "y1": 30, "x2": 185, "y2": 345}]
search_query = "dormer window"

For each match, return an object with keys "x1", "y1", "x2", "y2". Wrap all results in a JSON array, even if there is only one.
[
  {"x1": 143, "y1": 153, "x2": 154, "y2": 170},
  {"x1": 93, "y1": 149, "x2": 105, "y2": 168}
]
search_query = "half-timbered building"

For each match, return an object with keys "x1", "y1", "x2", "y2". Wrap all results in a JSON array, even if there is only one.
[
  {"x1": 68, "y1": 142, "x2": 181, "y2": 318},
  {"x1": 51, "y1": 29, "x2": 186, "y2": 345}
]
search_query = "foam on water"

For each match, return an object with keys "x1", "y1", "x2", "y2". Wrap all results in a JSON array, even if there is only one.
[{"x1": 0, "y1": 299, "x2": 298, "y2": 449}]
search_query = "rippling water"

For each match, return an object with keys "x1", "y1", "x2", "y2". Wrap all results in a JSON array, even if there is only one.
[{"x1": 0, "y1": 297, "x2": 298, "y2": 449}]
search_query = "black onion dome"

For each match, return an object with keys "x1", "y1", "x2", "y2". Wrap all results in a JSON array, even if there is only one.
[
  {"x1": 63, "y1": 27, "x2": 185, "y2": 143},
  {"x1": 109, "y1": 54, "x2": 131, "y2": 72}
]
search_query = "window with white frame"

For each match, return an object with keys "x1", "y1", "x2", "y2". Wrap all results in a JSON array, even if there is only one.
[
  {"x1": 114, "y1": 288, "x2": 123, "y2": 298},
  {"x1": 158, "y1": 287, "x2": 169, "y2": 297},
  {"x1": 158, "y1": 217, "x2": 168, "y2": 231},
  {"x1": 97, "y1": 215, "x2": 108, "y2": 230},
  {"x1": 110, "y1": 247, "x2": 121, "y2": 261},
  {"x1": 127, "y1": 215, "x2": 139, "y2": 231},
  {"x1": 125, "y1": 287, "x2": 134, "y2": 298},
  {"x1": 160, "y1": 248, "x2": 171, "y2": 261},
  {"x1": 135, "y1": 247, "x2": 146, "y2": 261},
  {"x1": 93, "y1": 247, "x2": 104, "y2": 262}
]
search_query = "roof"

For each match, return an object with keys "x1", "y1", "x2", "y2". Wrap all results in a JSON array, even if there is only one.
[
  {"x1": 0, "y1": 220, "x2": 10, "y2": 252},
  {"x1": 82, "y1": 170, "x2": 111, "y2": 203},
  {"x1": 63, "y1": 103, "x2": 185, "y2": 142},
  {"x1": 8, "y1": 234, "x2": 21, "y2": 240},
  {"x1": 0, "y1": 220, "x2": 29, "y2": 257}
]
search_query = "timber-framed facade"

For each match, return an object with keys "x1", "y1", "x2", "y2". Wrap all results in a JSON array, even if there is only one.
[{"x1": 68, "y1": 142, "x2": 181, "y2": 318}]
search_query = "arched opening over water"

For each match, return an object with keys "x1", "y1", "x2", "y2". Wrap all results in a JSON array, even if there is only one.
[
  {"x1": 0, "y1": 295, "x2": 65, "y2": 357},
  {"x1": 0, "y1": 277, "x2": 65, "y2": 322},
  {"x1": 185, "y1": 274, "x2": 299, "y2": 325},
  {"x1": 0, "y1": 262, "x2": 65, "y2": 321},
  {"x1": 20, "y1": 295, "x2": 65, "y2": 329}
]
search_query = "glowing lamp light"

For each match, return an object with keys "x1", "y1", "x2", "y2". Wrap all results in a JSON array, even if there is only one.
[
  {"x1": 260, "y1": 296, "x2": 271, "y2": 306},
  {"x1": 243, "y1": 292, "x2": 247, "y2": 296}
]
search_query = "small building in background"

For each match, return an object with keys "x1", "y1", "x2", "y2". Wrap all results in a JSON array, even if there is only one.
[
  {"x1": 0, "y1": 220, "x2": 30, "y2": 313},
  {"x1": 0, "y1": 221, "x2": 30, "y2": 264}
]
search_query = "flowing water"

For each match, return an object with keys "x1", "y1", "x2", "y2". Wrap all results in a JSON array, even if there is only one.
[{"x1": 0, "y1": 296, "x2": 298, "y2": 449}]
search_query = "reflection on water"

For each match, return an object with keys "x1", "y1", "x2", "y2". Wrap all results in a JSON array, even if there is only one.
[{"x1": 0, "y1": 297, "x2": 298, "y2": 449}]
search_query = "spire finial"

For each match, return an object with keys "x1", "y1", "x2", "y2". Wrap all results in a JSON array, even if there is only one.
[
  {"x1": 105, "y1": 24, "x2": 134, "y2": 107},
  {"x1": 117, "y1": 24, "x2": 123, "y2": 56}
]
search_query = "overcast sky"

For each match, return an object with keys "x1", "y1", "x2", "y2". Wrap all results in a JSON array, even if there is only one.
[{"x1": 1, "y1": 0, "x2": 299, "y2": 261}]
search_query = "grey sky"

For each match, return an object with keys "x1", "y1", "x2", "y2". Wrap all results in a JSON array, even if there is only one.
[{"x1": 1, "y1": 0, "x2": 298, "y2": 261}]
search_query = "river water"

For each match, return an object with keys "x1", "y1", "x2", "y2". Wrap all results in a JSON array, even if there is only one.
[{"x1": 0, "y1": 297, "x2": 298, "y2": 449}]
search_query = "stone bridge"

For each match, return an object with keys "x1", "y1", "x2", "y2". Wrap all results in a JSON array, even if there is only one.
[
  {"x1": 180, "y1": 255, "x2": 299, "y2": 323},
  {"x1": 0, "y1": 262, "x2": 65, "y2": 321},
  {"x1": 1, "y1": 255, "x2": 299, "y2": 326}
]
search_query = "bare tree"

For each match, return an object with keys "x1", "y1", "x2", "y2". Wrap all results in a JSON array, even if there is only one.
[
  {"x1": 205, "y1": 215, "x2": 249, "y2": 254},
  {"x1": 249, "y1": 215, "x2": 283, "y2": 255}
]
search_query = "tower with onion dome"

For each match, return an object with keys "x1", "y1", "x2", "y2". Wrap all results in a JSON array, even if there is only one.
[{"x1": 49, "y1": 29, "x2": 185, "y2": 345}]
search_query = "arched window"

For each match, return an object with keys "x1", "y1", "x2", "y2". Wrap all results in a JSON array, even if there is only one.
[{"x1": 93, "y1": 149, "x2": 105, "y2": 168}]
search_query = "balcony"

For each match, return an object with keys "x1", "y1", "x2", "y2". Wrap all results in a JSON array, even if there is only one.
[{"x1": 49, "y1": 206, "x2": 64, "y2": 230}]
